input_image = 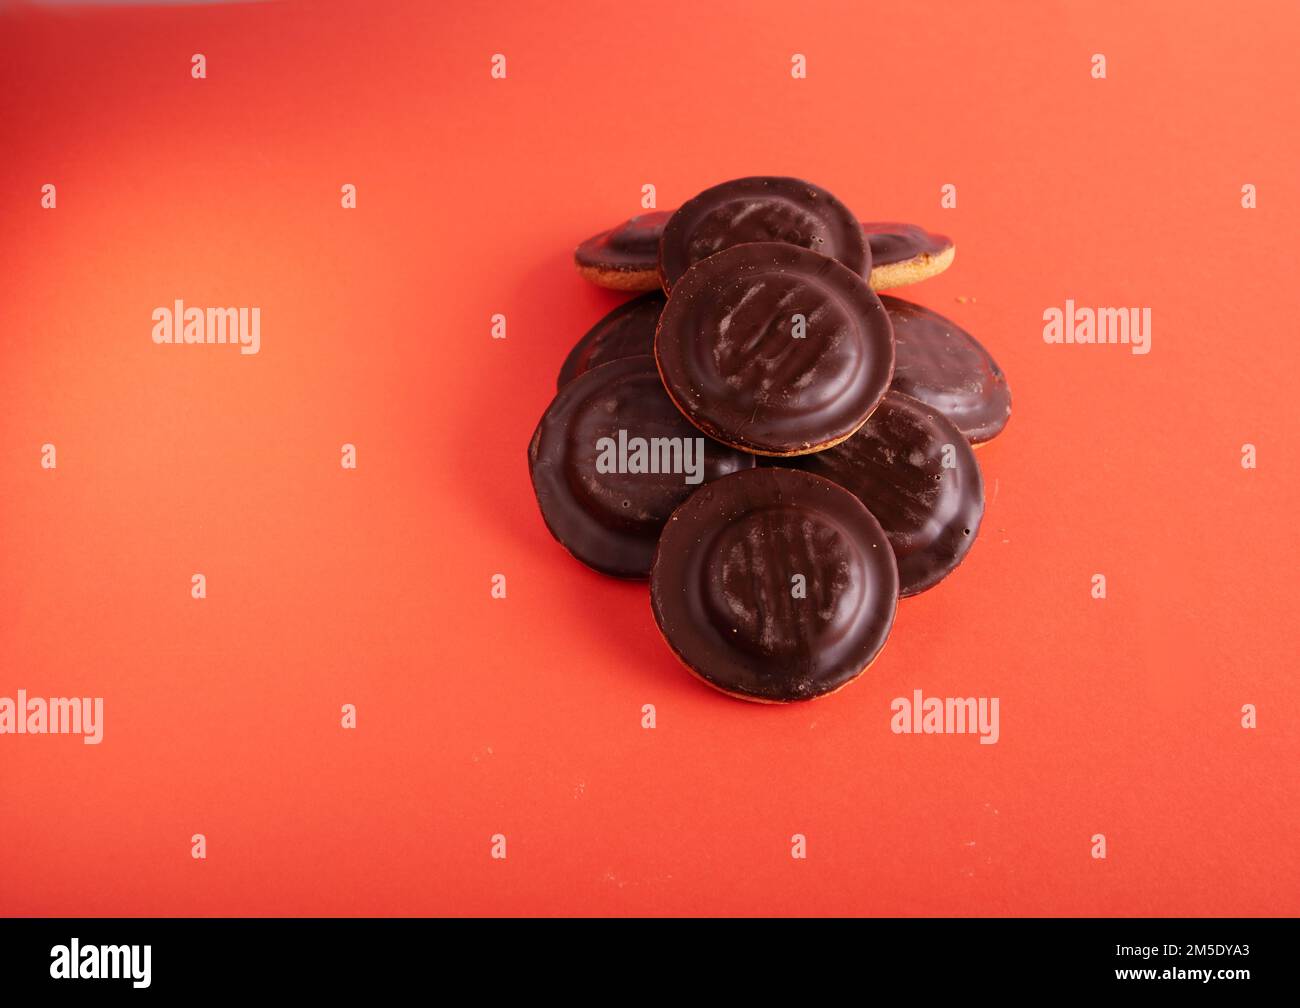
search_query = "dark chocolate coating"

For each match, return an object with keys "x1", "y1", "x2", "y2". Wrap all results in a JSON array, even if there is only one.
[
  {"x1": 861, "y1": 221, "x2": 952, "y2": 266},
  {"x1": 780, "y1": 391, "x2": 984, "y2": 596},
  {"x1": 651, "y1": 467, "x2": 898, "y2": 702},
  {"x1": 659, "y1": 177, "x2": 868, "y2": 290},
  {"x1": 884, "y1": 295, "x2": 1011, "y2": 444},
  {"x1": 574, "y1": 211, "x2": 673, "y2": 274},
  {"x1": 528, "y1": 356, "x2": 755, "y2": 579},
  {"x1": 575, "y1": 210, "x2": 948, "y2": 285},
  {"x1": 557, "y1": 292, "x2": 664, "y2": 390},
  {"x1": 655, "y1": 243, "x2": 894, "y2": 456}
]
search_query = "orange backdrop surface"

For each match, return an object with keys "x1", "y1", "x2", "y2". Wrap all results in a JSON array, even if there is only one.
[{"x1": 1, "y1": 0, "x2": 1297, "y2": 917}]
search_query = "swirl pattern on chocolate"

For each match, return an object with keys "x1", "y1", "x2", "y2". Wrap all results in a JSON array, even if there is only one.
[
  {"x1": 659, "y1": 177, "x2": 868, "y2": 290},
  {"x1": 654, "y1": 243, "x2": 894, "y2": 456},
  {"x1": 650, "y1": 467, "x2": 898, "y2": 702}
]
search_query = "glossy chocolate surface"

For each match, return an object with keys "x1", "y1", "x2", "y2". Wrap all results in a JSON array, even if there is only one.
[
  {"x1": 861, "y1": 221, "x2": 952, "y2": 266},
  {"x1": 651, "y1": 467, "x2": 898, "y2": 702},
  {"x1": 528, "y1": 356, "x2": 755, "y2": 578},
  {"x1": 781, "y1": 391, "x2": 983, "y2": 596},
  {"x1": 655, "y1": 243, "x2": 894, "y2": 456},
  {"x1": 574, "y1": 211, "x2": 673, "y2": 274},
  {"x1": 659, "y1": 177, "x2": 868, "y2": 290},
  {"x1": 557, "y1": 291, "x2": 664, "y2": 389},
  {"x1": 884, "y1": 295, "x2": 1010, "y2": 444}
]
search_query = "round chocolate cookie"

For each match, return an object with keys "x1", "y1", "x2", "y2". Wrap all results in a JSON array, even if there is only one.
[
  {"x1": 862, "y1": 221, "x2": 955, "y2": 289},
  {"x1": 651, "y1": 467, "x2": 898, "y2": 703},
  {"x1": 557, "y1": 291, "x2": 664, "y2": 390},
  {"x1": 574, "y1": 211, "x2": 672, "y2": 292},
  {"x1": 780, "y1": 391, "x2": 984, "y2": 596},
  {"x1": 654, "y1": 242, "x2": 894, "y2": 457},
  {"x1": 659, "y1": 177, "x2": 868, "y2": 291},
  {"x1": 884, "y1": 295, "x2": 1011, "y2": 444},
  {"x1": 528, "y1": 356, "x2": 755, "y2": 579}
]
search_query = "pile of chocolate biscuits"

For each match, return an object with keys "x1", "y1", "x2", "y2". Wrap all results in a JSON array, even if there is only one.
[{"x1": 529, "y1": 176, "x2": 1010, "y2": 703}]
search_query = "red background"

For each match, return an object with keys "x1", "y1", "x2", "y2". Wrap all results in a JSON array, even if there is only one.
[{"x1": 1, "y1": 0, "x2": 1296, "y2": 916}]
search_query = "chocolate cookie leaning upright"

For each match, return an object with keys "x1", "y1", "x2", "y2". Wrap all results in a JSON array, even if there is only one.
[
  {"x1": 884, "y1": 295, "x2": 1011, "y2": 444},
  {"x1": 529, "y1": 356, "x2": 755, "y2": 579},
  {"x1": 655, "y1": 242, "x2": 894, "y2": 456},
  {"x1": 574, "y1": 211, "x2": 672, "y2": 291},
  {"x1": 651, "y1": 467, "x2": 899, "y2": 703},
  {"x1": 779, "y1": 391, "x2": 984, "y2": 596},
  {"x1": 658, "y1": 176, "x2": 868, "y2": 291}
]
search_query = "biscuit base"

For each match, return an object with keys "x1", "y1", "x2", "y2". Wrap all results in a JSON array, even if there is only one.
[
  {"x1": 576, "y1": 263, "x2": 660, "y2": 292},
  {"x1": 869, "y1": 244, "x2": 956, "y2": 290},
  {"x1": 580, "y1": 244, "x2": 956, "y2": 293}
]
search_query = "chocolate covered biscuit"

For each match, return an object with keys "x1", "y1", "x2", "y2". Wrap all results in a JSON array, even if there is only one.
[
  {"x1": 529, "y1": 356, "x2": 755, "y2": 578},
  {"x1": 658, "y1": 177, "x2": 868, "y2": 291},
  {"x1": 574, "y1": 211, "x2": 672, "y2": 291},
  {"x1": 557, "y1": 291, "x2": 665, "y2": 390},
  {"x1": 651, "y1": 467, "x2": 899, "y2": 703},
  {"x1": 778, "y1": 391, "x2": 984, "y2": 596},
  {"x1": 885, "y1": 295, "x2": 1010, "y2": 444},
  {"x1": 654, "y1": 243, "x2": 894, "y2": 456},
  {"x1": 862, "y1": 221, "x2": 955, "y2": 289}
]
